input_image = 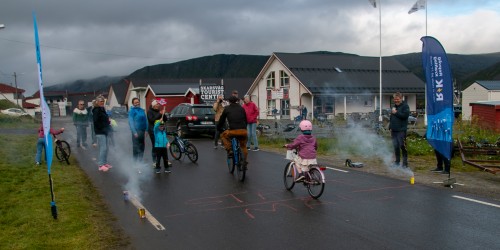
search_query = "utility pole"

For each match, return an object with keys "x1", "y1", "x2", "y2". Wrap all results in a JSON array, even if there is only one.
[{"x1": 14, "y1": 72, "x2": 19, "y2": 107}]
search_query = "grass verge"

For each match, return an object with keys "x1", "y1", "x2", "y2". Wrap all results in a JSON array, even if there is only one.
[{"x1": 0, "y1": 121, "x2": 129, "y2": 249}]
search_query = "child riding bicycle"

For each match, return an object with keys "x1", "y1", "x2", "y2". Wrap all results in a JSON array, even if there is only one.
[{"x1": 285, "y1": 120, "x2": 317, "y2": 182}]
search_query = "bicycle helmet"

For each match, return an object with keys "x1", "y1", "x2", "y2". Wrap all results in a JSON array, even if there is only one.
[{"x1": 299, "y1": 120, "x2": 312, "y2": 131}]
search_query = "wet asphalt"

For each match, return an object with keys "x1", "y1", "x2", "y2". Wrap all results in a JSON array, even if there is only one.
[{"x1": 48, "y1": 117, "x2": 499, "y2": 250}]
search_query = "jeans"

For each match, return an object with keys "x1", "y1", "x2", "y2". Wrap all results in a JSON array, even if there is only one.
[
  {"x1": 96, "y1": 134, "x2": 108, "y2": 166},
  {"x1": 75, "y1": 124, "x2": 88, "y2": 146},
  {"x1": 132, "y1": 130, "x2": 146, "y2": 162},
  {"x1": 246, "y1": 123, "x2": 259, "y2": 149},
  {"x1": 35, "y1": 138, "x2": 45, "y2": 163},
  {"x1": 391, "y1": 130, "x2": 408, "y2": 166}
]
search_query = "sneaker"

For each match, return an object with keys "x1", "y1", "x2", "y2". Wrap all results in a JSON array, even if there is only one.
[
  {"x1": 164, "y1": 169, "x2": 172, "y2": 173},
  {"x1": 214, "y1": 145, "x2": 218, "y2": 149},
  {"x1": 167, "y1": 161, "x2": 173, "y2": 167},
  {"x1": 441, "y1": 171, "x2": 450, "y2": 175},
  {"x1": 246, "y1": 147, "x2": 250, "y2": 150},
  {"x1": 104, "y1": 163, "x2": 113, "y2": 169},
  {"x1": 241, "y1": 160, "x2": 248, "y2": 170},
  {"x1": 36, "y1": 162, "x2": 41, "y2": 166},
  {"x1": 152, "y1": 163, "x2": 157, "y2": 168},
  {"x1": 155, "y1": 168, "x2": 161, "y2": 174},
  {"x1": 252, "y1": 147, "x2": 260, "y2": 151},
  {"x1": 431, "y1": 168, "x2": 443, "y2": 172},
  {"x1": 295, "y1": 173, "x2": 305, "y2": 182},
  {"x1": 98, "y1": 165, "x2": 109, "y2": 172}
]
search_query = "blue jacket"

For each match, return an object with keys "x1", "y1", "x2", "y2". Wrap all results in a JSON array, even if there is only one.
[
  {"x1": 154, "y1": 122, "x2": 169, "y2": 148},
  {"x1": 128, "y1": 106, "x2": 148, "y2": 134}
]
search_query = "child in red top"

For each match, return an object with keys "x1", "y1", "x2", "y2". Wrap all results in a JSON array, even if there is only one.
[{"x1": 36, "y1": 125, "x2": 64, "y2": 165}]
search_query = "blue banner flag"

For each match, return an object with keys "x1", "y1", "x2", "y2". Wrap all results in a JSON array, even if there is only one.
[
  {"x1": 421, "y1": 36, "x2": 454, "y2": 160},
  {"x1": 34, "y1": 13, "x2": 58, "y2": 219},
  {"x1": 33, "y1": 13, "x2": 53, "y2": 171}
]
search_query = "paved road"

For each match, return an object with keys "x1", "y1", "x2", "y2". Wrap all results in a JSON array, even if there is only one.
[{"x1": 52, "y1": 117, "x2": 500, "y2": 250}]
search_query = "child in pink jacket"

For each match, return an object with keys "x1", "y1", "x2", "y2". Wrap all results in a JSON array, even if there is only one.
[{"x1": 285, "y1": 120, "x2": 317, "y2": 182}]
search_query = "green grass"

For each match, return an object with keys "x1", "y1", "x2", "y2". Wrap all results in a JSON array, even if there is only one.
[{"x1": 0, "y1": 118, "x2": 129, "y2": 249}]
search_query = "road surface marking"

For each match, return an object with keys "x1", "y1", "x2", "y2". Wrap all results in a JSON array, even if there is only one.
[
  {"x1": 325, "y1": 166, "x2": 349, "y2": 173},
  {"x1": 128, "y1": 193, "x2": 166, "y2": 230},
  {"x1": 452, "y1": 195, "x2": 500, "y2": 208}
]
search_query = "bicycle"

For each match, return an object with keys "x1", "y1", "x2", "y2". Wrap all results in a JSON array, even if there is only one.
[
  {"x1": 167, "y1": 129, "x2": 198, "y2": 163},
  {"x1": 53, "y1": 134, "x2": 71, "y2": 165},
  {"x1": 283, "y1": 149, "x2": 325, "y2": 199},
  {"x1": 227, "y1": 137, "x2": 246, "y2": 182}
]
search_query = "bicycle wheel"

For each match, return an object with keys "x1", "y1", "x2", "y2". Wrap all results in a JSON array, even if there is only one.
[
  {"x1": 283, "y1": 162, "x2": 295, "y2": 190},
  {"x1": 236, "y1": 149, "x2": 246, "y2": 182},
  {"x1": 55, "y1": 140, "x2": 71, "y2": 165},
  {"x1": 185, "y1": 143, "x2": 198, "y2": 163},
  {"x1": 169, "y1": 141, "x2": 182, "y2": 160},
  {"x1": 227, "y1": 157, "x2": 235, "y2": 173},
  {"x1": 306, "y1": 168, "x2": 325, "y2": 199}
]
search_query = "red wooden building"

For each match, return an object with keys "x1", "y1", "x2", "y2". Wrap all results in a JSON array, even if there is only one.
[
  {"x1": 145, "y1": 83, "x2": 200, "y2": 112},
  {"x1": 470, "y1": 101, "x2": 500, "y2": 132}
]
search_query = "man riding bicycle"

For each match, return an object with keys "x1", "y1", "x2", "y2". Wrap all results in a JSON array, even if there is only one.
[{"x1": 217, "y1": 95, "x2": 249, "y2": 167}]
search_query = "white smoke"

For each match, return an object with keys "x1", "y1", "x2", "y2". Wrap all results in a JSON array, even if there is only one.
[{"x1": 332, "y1": 120, "x2": 414, "y2": 177}]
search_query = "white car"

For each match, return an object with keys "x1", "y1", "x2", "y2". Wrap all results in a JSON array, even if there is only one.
[{"x1": 1, "y1": 108, "x2": 30, "y2": 117}]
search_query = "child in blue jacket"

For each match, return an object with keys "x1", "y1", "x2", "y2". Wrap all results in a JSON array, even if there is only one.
[{"x1": 154, "y1": 120, "x2": 172, "y2": 174}]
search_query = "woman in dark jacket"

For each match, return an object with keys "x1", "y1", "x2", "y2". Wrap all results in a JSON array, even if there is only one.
[
  {"x1": 93, "y1": 96, "x2": 112, "y2": 171},
  {"x1": 147, "y1": 100, "x2": 168, "y2": 166}
]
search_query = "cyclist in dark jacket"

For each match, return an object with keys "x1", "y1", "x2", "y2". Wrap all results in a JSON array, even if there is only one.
[
  {"x1": 217, "y1": 95, "x2": 248, "y2": 167},
  {"x1": 389, "y1": 92, "x2": 410, "y2": 168}
]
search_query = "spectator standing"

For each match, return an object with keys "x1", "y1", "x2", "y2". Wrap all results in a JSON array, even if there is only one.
[
  {"x1": 93, "y1": 96, "x2": 112, "y2": 171},
  {"x1": 87, "y1": 100, "x2": 97, "y2": 147},
  {"x1": 153, "y1": 120, "x2": 172, "y2": 174},
  {"x1": 213, "y1": 95, "x2": 226, "y2": 149},
  {"x1": 301, "y1": 105, "x2": 308, "y2": 120},
  {"x1": 72, "y1": 100, "x2": 89, "y2": 149},
  {"x1": 35, "y1": 125, "x2": 64, "y2": 165},
  {"x1": 147, "y1": 99, "x2": 167, "y2": 166},
  {"x1": 128, "y1": 97, "x2": 148, "y2": 164},
  {"x1": 389, "y1": 92, "x2": 410, "y2": 168},
  {"x1": 243, "y1": 95, "x2": 259, "y2": 151},
  {"x1": 431, "y1": 149, "x2": 451, "y2": 174}
]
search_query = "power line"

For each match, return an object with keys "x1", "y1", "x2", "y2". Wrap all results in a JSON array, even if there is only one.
[{"x1": 0, "y1": 37, "x2": 185, "y2": 60}]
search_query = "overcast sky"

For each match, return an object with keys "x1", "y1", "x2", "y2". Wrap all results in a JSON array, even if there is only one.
[{"x1": 1, "y1": 0, "x2": 499, "y2": 95}]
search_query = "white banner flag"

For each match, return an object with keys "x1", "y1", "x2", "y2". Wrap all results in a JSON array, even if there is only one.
[
  {"x1": 408, "y1": 0, "x2": 426, "y2": 14},
  {"x1": 368, "y1": 0, "x2": 377, "y2": 8}
]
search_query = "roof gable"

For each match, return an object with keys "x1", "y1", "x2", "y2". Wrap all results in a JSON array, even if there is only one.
[
  {"x1": 476, "y1": 80, "x2": 500, "y2": 90},
  {"x1": 0, "y1": 83, "x2": 25, "y2": 94}
]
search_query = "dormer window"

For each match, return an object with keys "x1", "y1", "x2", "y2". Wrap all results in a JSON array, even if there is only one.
[
  {"x1": 280, "y1": 70, "x2": 289, "y2": 87},
  {"x1": 266, "y1": 71, "x2": 275, "y2": 89}
]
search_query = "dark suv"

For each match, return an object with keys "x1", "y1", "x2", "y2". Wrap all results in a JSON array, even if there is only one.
[{"x1": 166, "y1": 103, "x2": 216, "y2": 138}]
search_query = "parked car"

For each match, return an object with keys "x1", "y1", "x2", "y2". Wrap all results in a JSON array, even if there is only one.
[
  {"x1": 166, "y1": 103, "x2": 216, "y2": 138},
  {"x1": 109, "y1": 106, "x2": 128, "y2": 119},
  {"x1": 1, "y1": 108, "x2": 30, "y2": 117}
]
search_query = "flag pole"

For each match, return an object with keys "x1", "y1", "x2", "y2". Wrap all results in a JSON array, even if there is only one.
[{"x1": 378, "y1": 1, "x2": 382, "y2": 123}]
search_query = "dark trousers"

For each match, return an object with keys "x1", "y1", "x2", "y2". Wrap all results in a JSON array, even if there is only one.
[
  {"x1": 154, "y1": 147, "x2": 169, "y2": 169},
  {"x1": 434, "y1": 150, "x2": 451, "y2": 172},
  {"x1": 391, "y1": 130, "x2": 408, "y2": 166},
  {"x1": 148, "y1": 129, "x2": 156, "y2": 161},
  {"x1": 132, "y1": 131, "x2": 146, "y2": 162}
]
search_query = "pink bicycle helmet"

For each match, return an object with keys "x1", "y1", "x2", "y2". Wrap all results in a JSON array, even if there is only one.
[{"x1": 299, "y1": 120, "x2": 313, "y2": 131}]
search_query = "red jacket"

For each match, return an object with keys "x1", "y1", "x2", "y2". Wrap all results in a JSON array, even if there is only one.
[
  {"x1": 243, "y1": 101, "x2": 259, "y2": 124},
  {"x1": 38, "y1": 125, "x2": 64, "y2": 138}
]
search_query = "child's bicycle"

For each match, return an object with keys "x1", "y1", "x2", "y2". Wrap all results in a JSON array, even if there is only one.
[
  {"x1": 167, "y1": 129, "x2": 198, "y2": 163},
  {"x1": 227, "y1": 137, "x2": 246, "y2": 182},
  {"x1": 283, "y1": 149, "x2": 325, "y2": 199},
  {"x1": 53, "y1": 134, "x2": 71, "y2": 165}
]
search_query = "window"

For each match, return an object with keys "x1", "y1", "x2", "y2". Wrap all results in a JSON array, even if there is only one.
[
  {"x1": 267, "y1": 99, "x2": 276, "y2": 115},
  {"x1": 281, "y1": 99, "x2": 290, "y2": 116},
  {"x1": 266, "y1": 71, "x2": 275, "y2": 89},
  {"x1": 280, "y1": 70, "x2": 289, "y2": 87}
]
